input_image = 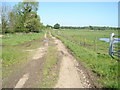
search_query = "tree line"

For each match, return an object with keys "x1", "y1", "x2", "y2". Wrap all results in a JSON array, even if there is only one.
[
  {"x1": 60, "y1": 26, "x2": 118, "y2": 30},
  {"x1": 1, "y1": 0, "x2": 45, "y2": 34},
  {"x1": 46, "y1": 24, "x2": 118, "y2": 30}
]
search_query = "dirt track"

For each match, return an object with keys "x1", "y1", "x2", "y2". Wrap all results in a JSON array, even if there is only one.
[
  {"x1": 51, "y1": 36, "x2": 83, "y2": 88},
  {"x1": 2, "y1": 32, "x2": 94, "y2": 88}
]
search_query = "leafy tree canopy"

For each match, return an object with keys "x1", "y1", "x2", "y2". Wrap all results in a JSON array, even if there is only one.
[
  {"x1": 54, "y1": 23, "x2": 60, "y2": 29},
  {"x1": 6, "y1": 0, "x2": 44, "y2": 33}
]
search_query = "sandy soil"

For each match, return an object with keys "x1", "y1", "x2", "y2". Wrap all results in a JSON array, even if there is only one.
[{"x1": 51, "y1": 35, "x2": 84, "y2": 88}]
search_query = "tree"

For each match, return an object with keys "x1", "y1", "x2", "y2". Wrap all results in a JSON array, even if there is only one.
[
  {"x1": 89, "y1": 26, "x2": 93, "y2": 30},
  {"x1": 9, "y1": 0, "x2": 43, "y2": 33},
  {"x1": 46, "y1": 24, "x2": 52, "y2": 29},
  {"x1": 54, "y1": 23, "x2": 60, "y2": 29},
  {"x1": 1, "y1": 3, "x2": 12, "y2": 33},
  {"x1": 24, "y1": 12, "x2": 42, "y2": 32},
  {"x1": 0, "y1": 24, "x2": 2, "y2": 33}
]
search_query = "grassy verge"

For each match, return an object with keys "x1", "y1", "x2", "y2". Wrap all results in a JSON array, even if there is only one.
[
  {"x1": 52, "y1": 30, "x2": 118, "y2": 88},
  {"x1": 41, "y1": 41, "x2": 59, "y2": 88}
]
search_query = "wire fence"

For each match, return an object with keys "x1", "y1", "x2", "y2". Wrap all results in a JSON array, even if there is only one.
[
  {"x1": 55, "y1": 31, "x2": 109, "y2": 54},
  {"x1": 55, "y1": 30, "x2": 120, "y2": 59}
]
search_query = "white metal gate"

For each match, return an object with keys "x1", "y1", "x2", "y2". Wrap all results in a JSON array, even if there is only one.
[{"x1": 109, "y1": 33, "x2": 120, "y2": 58}]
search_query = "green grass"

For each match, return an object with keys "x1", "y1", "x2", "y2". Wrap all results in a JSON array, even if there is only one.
[
  {"x1": 1, "y1": 32, "x2": 44, "y2": 78},
  {"x1": 1, "y1": 33, "x2": 44, "y2": 45},
  {"x1": 43, "y1": 46, "x2": 57, "y2": 75},
  {"x1": 42, "y1": 41, "x2": 58, "y2": 88},
  {"x1": 2, "y1": 46, "x2": 29, "y2": 78},
  {"x1": 52, "y1": 29, "x2": 118, "y2": 88},
  {"x1": 57, "y1": 30, "x2": 118, "y2": 54},
  {"x1": 2, "y1": 46, "x2": 26, "y2": 67}
]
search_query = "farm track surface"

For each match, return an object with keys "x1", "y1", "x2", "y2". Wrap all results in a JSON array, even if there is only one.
[
  {"x1": 2, "y1": 32, "x2": 96, "y2": 88},
  {"x1": 50, "y1": 33, "x2": 96, "y2": 88}
]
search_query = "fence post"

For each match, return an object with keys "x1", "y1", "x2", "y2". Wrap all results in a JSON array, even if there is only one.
[
  {"x1": 94, "y1": 39, "x2": 96, "y2": 52},
  {"x1": 84, "y1": 38, "x2": 86, "y2": 46},
  {"x1": 96, "y1": 37, "x2": 97, "y2": 52},
  {"x1": 94, "y1": 37, "x2": 97, "y2": 52}
]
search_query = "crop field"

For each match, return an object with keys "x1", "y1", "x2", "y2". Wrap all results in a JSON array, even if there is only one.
[
  {"x1": 1, "y1": 33, "x2": 44, "y2": 78},
  {"x1": 52, "y1": 29, "x2": 118, "y2": 88}
]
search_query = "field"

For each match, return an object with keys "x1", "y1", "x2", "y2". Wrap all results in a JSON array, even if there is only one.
[
  {"x1": 52, "y1": 29, "x2": 118, "y2": 88},
  {"x1": 1, "y1": 33, "x2": 44, "y2": 45},
  {"x1": 1, "y1": 33, "x2": 44, "y2": 78},
  {"x1": 1, "y1": 32, "x2": 61, "y2": 88},
  {"x1": 1, "y1": 30, "x2": 119, "y2": 88}
]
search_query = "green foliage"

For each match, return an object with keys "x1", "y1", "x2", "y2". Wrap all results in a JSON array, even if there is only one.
[
  {"x1": 54, "y1": 23, "x2": 60, "y2": 29},
  {"x1": 2, "y1": 17, "x2": 8, "y2": 33},
  {"x1": 24, "y1": 12, "x2": 42, "y2": 32},
  {"x1": 1, "y1": 3, "x2": 11, "y2": 34},
  {"x1": 22, "y1": 0, "x2": 39, "y2": 13},
  {"x1": 2, "y1": 1, "x2": 44, "y2": 33},
  {"x1": 0, "y1": 24, "x2": 2, "y2": 33},
  {"x1": 89, "y1": 25, "x2": 93, "y2": 30},
  {"x1": 60, "y1": 26, "x2": 118, "y2": 30},
  {"x1": 46, "y1": 25, "x2": 52, "y2": 29}
]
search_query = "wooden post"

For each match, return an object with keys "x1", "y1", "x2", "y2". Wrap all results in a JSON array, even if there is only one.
[
  {"x1": 96, "y1": 37, "x2": 97, "y2": 53},
  {"x1": 94, "y1": 37, "x2": 97, "y2": 52},
  {"x1": 84, "y1": 38, "x2": 86, "y2": 46},
  {"x1": 94, "y1": 39, "x2": 96, "y2": 52}
]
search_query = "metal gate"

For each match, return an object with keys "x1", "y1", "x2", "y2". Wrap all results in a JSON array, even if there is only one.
[{"x1": 109, "y1": 33, "x2": 120, "y2": 58}]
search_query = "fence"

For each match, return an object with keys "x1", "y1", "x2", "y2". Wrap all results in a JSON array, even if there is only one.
[
  {"x1": 55, "y1": 30, "x2": 98, "y2": 52},
  {"x1": 109, "y1": 33, "x2": 120, "y2": 59},
  {"x1": 55, "y1": 31, "x2": 120, "y2": 58}
]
